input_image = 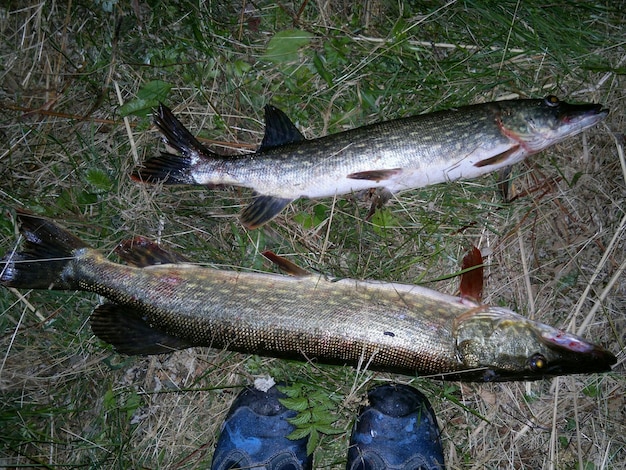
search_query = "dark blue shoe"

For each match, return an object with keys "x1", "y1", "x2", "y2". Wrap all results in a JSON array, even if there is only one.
[
  {"x1": 211, "y1": 384, "x2": 312, "y2": 470},
  {"x1": 346, "y1": 383, "x2": 445, "y2": 470}
]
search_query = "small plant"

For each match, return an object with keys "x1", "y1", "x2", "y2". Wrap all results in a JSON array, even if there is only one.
[{"x1": 278, "y1": 382, "x2": 345, "y2": 455}]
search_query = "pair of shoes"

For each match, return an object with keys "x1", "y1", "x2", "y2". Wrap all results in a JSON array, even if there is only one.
[{"x1": 211, "y1": 383, "x2": 445, "y2": 470}]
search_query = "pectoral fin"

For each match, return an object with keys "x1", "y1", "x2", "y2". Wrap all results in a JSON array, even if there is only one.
[
  {"x1": 474, "y1": 146, "x2": 519, "y2": 168},
  {"x1": 90, "y1": 304, "x2": 191, "y2": 355},
  {"x1": 240, "y1": 195, "x2": 293, "y2": 229},
  {"x1": 347, "y1": 168, "x2": 402, "y2": 182}
]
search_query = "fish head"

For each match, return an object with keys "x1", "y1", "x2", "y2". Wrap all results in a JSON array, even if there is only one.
[
  {"x1": 454, "y1": 307, "x2": 616, "y2": 382},
  {"x1": 497, "y1": 96, "x2": 608, "y2": 153}
]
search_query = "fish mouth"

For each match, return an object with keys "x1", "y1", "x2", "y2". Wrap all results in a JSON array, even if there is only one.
[
  {"x1": 488, "y1": 339, "x2": 616, "y2": 383},
  {"x1": 537, "y1": 331, "x2": 617, "y2": 376},
  {"x1": 453, "y1": 345, "x2": 616, "y2": 382},
  {"x1": 441, "y1": 345, "x2": 616, "y2": 382},
  {"x1": 560, "y1": 102, "x2": 609, "y2": 128}
]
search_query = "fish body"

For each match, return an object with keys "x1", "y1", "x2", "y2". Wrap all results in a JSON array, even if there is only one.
[
  {"x1": 133, "y1": 96, "x2": 608, "y2": 228},
  {"x1": 0, "y1": 212, "x2": 616, "y2": 382}
]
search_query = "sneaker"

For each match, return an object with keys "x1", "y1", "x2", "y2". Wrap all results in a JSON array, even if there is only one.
[
  {"x1": 211, "y1": 384, "x2": 312, "y2": 470},
  {"x1": 346, "y1": 383, "x2": 445, "y2": 470}
]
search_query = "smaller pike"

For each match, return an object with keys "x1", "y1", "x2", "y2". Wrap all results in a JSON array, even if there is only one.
[
  {"x1": 132, "y1": 96, "x2": 608, "y2": 228},
  {"x1": 0, "y1": 211, "x2": 616, "y2": 382}
]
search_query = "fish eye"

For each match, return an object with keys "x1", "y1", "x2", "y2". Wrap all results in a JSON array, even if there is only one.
[
  {"x1": 544, "y1": 95, "x2": 560, "y2": 107},
  {"x1": 528, "y1": 353, "x2": 547, "y2": 371}
]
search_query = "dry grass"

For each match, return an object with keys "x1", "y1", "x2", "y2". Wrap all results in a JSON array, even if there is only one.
[{"x1": 0, "y1": 1, "x2": 624, "y2": 468}]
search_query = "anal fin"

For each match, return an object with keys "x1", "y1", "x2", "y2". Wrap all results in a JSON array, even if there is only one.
[
  {"x1": 90, "y1": 304, "x2": 191, "y2": 355},
  {"x1": 347, "y1": 168, "x2": 402, "y2": 182},
  {"x1": 240, "y1": 195, "x2": 293, "y2": 229}
]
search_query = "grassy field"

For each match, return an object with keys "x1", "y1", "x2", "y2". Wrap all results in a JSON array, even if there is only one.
[{"x1": 0, "y1": 1, "x2": 624, "y2": 468}]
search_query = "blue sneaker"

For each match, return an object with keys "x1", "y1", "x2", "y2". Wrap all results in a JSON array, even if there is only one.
[
  {"x1": 211, "y1": 384, "x2": 312, "y2": 470},
  {"x1": 346, "y1": 383, "x2": 445, "y2": 470}
]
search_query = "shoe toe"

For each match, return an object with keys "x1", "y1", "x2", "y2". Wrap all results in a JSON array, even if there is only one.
[
  {"x1": 211, "y1": 385, "x2": 312, "y2": 470},
  {"x1": 346, "y1": 384, "x2": 445, "y2": 470}
]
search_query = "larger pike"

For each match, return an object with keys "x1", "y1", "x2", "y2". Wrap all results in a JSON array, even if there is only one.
[
  {"x1": 133, "y1": 96, "x2": 608, "y2": 228},
  {"x1": 1, "y1": 212, "x2": 616, "y2": 382}
]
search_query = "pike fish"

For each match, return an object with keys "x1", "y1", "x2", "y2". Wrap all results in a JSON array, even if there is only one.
[
  {"x1": 0, "y1": 211, "x2": 616, "y2": 382},
  {"x1": 132, "y1": 96, "x2": 608, "y2": 228}
]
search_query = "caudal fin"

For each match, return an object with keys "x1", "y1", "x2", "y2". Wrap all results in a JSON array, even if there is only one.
[
  {"x1": 0, "y1": 210, "x2": 87, "y2": 289},
  {"x1": 131, "y1": 103, "x2": 220, "y2": 184},
  {"x1": 130, "y1": 153, "x2": 196, "y2": 184}
]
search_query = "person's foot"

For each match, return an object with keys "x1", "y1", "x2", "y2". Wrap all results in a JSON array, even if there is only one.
[
  {"x1": 211, "y1": 383, "x2": 312, "y2": 470},
  {"x1": 346, "y1": 383, "x2": 445, "y2": 470}
]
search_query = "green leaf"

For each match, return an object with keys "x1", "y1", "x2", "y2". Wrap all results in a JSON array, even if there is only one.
[
  {"x1": 287, "y1": 410, "x2": 312, "y2": 426},
  {"x1": 371, "y1": 207, "x2": 399, "y2": 235},
  {"x1": 313, "y1": 423, "x2": 343, "y2": 435},
  {"x1": 311, "y1": 406, "x2": 336, "y2": 424},
  {"x1": 294, "y1": 204, "x2": 327, "y2": 229},
  {"x1": 313, "y1": 52, "x2": 333, "y2": 87},
  {"x1": 119, "y1": 80, "x2": 173, "y2": 117},
  {"x1": 279, "y1": 396, "x2": 310, "y2": 412},
  {"x1": 263, "y1": 29, "x2": 314, "y2": 63},
  {"x1": 123, "y1": 391, "x2": 142, "y2": 420},
  {"x1": 557, "y1": 270, "x2": 579, "y2": 291},
  {"x1": 85, "y1": 168, "x2": 112, "y2": 193},
  {"x1": 277, "y1": 383, "x2": 304, "y2": 398},
  {"x1": 306, "y1": 428, "x2": 319, "y2": 456},
  {"x1": 118, "y1": 99, "x2": 153, "y2": 118},
  {"x1": 582, "y1": 383, "x2": 600, "y2": 398},
  {"x1": 310, "y1": 410, "x2": 335, "y2": 425},
  {"x1": 309, "y1": 389, "x2": 330, "y2": 402},
  {"x1": 103, "y1": 388, "x2": 116, "y2": 412},
  {"x1": 286, "y1": 426, "x2": 312, "y2": 441}
]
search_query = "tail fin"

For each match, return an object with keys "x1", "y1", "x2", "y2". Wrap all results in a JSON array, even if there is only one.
[
  {"x1": 0, "y1": 211, "x2": 87, "y2": 289},
  {"x1": 131, "y1": 103, "x2": 221, "y2": 184},
  {"x1": 130, "y1": 153, "x2": 196, "y2": 184}
]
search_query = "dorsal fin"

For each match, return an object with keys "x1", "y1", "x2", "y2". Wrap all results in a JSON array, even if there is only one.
[
  {"x1": 259, "y1": 105, "x2": 306, "y2": 151},
  {"x1": 115, "y1": 236, "x2": 190, "y2": 267},
  {"x1": 262, "y1": 250, "x2": 310, "y2": 277}
]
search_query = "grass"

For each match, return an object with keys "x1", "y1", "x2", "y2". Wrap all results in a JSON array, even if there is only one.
[{"x1": 0, "y1": 0, "x2": 624, "y2": 468}]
